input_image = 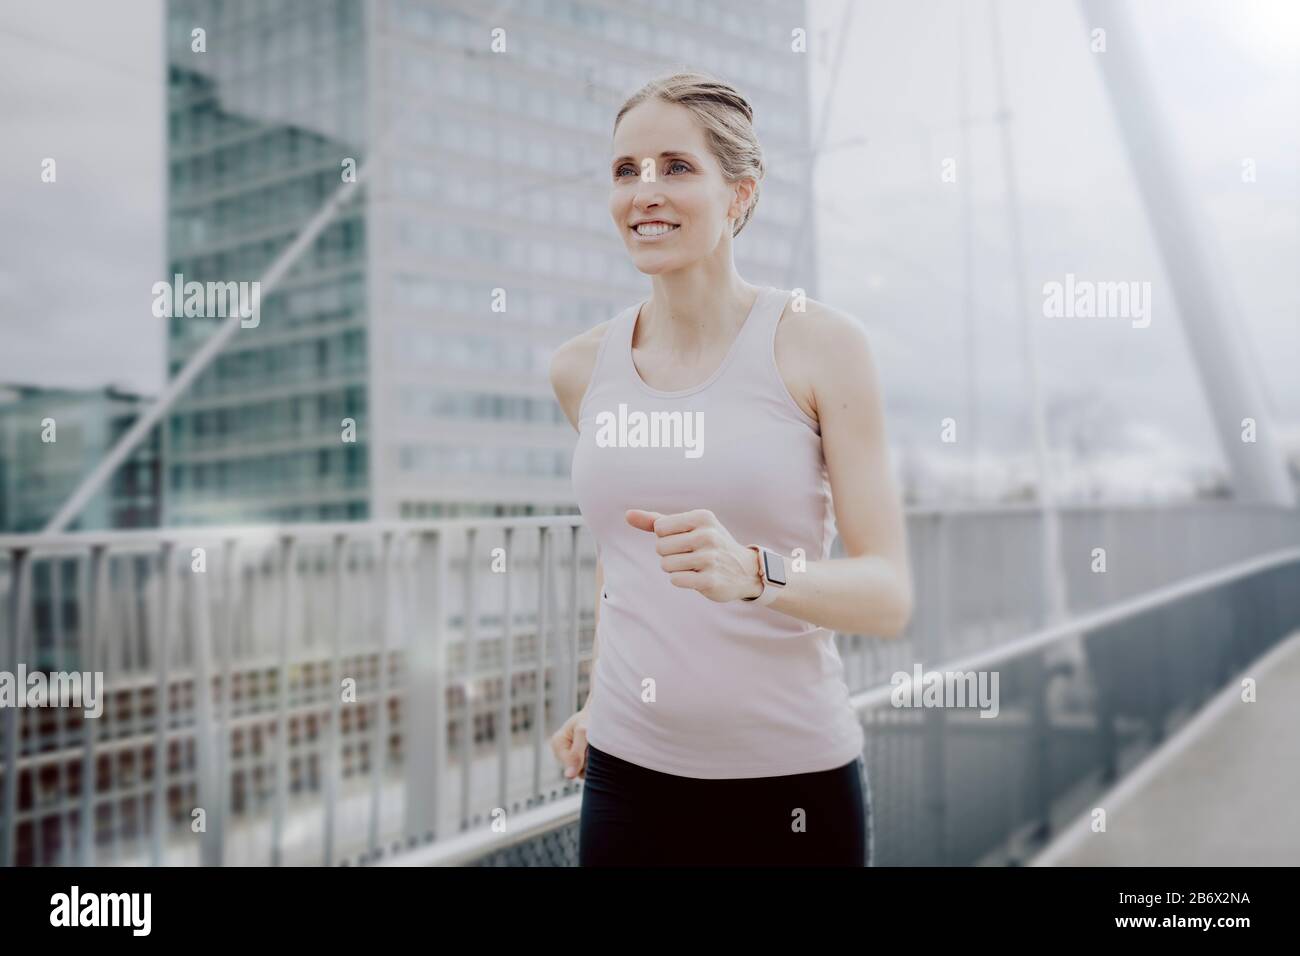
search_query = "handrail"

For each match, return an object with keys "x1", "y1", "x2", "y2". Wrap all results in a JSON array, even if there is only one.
[
  {"x1": 373, "y1": 545, "x2": 1300, "y2": 867},
  {"x1": 373, "y1": 793, "x2": 583, "y2": 868},
  {"x1": 0, "y1": 515, "x2": 588, "y2": 553},
  {"x1": 4, "y1": 501, "x2": 1292, "y2": 553},
  {"x1": 850, "y1": 544, "x2": 1300, "y2": 711}
]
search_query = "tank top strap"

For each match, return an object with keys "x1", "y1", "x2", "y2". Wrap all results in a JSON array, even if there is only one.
[
  {"x1": 605, "y1": 299, "x2": 641, "y2": 378},
  {"x1": 729, "y1": 284, "x2": 791, "y2": 377},
  {"x1": 598, "y1": 300, "x2": 639, "y2": 387},
  {"x1": 577, "y1": 301, "x2": 637, "y2": 423}
]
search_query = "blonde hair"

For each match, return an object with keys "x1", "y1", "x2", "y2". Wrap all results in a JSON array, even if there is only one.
[{"x1": 613, "y1": 71, "x2": 765, "y2": 238}]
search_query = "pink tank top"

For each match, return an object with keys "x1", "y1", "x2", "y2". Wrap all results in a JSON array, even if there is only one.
[{"x1": 571, "y1": 285, "x2": 865, "y2": 778}]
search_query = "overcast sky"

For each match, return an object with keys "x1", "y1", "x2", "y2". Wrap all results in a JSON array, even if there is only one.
[
  {"x1": 0, "y1": 1, "x2": 165, "y2": 393},
  {"x1": 807, "y1": 0, "x2": 1298, "y2": 495},
  {"x1": 1, "y1": 0, "x2": 1295, "y2": 501}
]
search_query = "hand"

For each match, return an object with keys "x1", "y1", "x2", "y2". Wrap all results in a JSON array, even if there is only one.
[
  {"x1": 626, "y1": 508, "x2": 763, "y2": 603},
  {"x1": 549, "y1": 705, "x2": 590, "y2": 779}
]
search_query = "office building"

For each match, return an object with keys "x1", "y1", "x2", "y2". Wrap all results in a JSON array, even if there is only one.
[
  {"x1": 164, "y1": 0, "x2": 816, "y2": 524},
  {"x1": 0, "y1": 384, "x2": 161, "y2": 532}
]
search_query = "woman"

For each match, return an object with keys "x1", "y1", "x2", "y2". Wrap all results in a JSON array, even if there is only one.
[{"x1": 548, "y1": 71, "x2": 913, "y2": 866}]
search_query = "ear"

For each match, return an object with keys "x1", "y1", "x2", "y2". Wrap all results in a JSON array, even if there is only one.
[{"x1": 729, "y1": 176, "x2": 758, "y2": 221}]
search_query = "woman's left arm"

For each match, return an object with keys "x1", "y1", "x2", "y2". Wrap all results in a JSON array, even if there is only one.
[
  {"x1": 758, "y1": 308, "x2": 914, "y2": 638},
  {"x1": 631, "y1": 306, "x2": 915, "y2": 638}
]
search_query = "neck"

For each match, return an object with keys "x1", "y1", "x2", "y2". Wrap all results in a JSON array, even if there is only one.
[{"x1": 639, "y1": 269, "x2": 763, "y2": 355}]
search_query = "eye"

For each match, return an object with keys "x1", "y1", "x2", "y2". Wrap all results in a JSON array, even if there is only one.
[{"x1": 613, "y1": 159, "x2": 691, "y2": 179}]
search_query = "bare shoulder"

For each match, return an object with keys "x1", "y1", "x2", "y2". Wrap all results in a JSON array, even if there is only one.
[
  {"x1": 774, "y1": 294, "x2": 875, "y2": 424},
  {"x1": 549, "y1": 319, "x2": 614, "y2": 431}
]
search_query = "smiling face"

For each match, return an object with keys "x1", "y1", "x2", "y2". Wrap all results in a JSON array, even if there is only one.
[{"x1": 609, "y1": 98, "x2": 753, "y2": 274}]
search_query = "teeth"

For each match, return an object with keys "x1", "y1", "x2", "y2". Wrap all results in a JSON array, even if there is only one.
[{"x1": 634, "y1": 222, "x2": 678, "y2": 236}]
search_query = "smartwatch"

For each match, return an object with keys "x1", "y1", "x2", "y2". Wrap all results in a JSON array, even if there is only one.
[{"x1": 743, "y1": 545, "x2": 787, "y2": 606}]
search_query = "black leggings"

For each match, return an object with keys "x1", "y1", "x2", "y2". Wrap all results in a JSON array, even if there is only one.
[{"x1": 578, "y1": 743, "x2": 871, "y2": 866}]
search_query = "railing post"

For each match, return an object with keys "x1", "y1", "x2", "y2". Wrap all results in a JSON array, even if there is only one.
[
  {"x1": 270, "y1": 535, "x2": 296, "y2": 866},
  {"x1": 922, "y1": 705, "x2": 947, "y2": 865},
  {"x1": 188, "y1": 544, "x2": 219, "y2": 866},
  {"x1": 1, "y1": 548, "x2": 31, "y2": 867},
  {"x1": 369, "y1": 530, "x2": 394, "y2": 855},
  {"x1": 51, "y1": 556, "x2": 73, "y2": 863},
  {"x1": 917, "y1": 514, "x2": 947, "y2": 864},
  {"x1": 111, "y1": 556, "x2": 139, "y2": 865},
  {"x1": 1093, "y1": 634, "x2": 1119, "y2": 784},
  {"x1": 402, "y1": 530, "x2": 445, "y2": 844},
  {"x1": 151, "y1": 542, "x2": 172, "y2": 866},
  {"x1": 323, "y1": 533, "x2": 345, "y2": 866},
  {"x1": 497, "y1": 526, "x2": 514, "y2": 814},
  {"x1": 532, "y1": 526, "x2": 551, "y2": 798},
  {"x1": 215, "y1": 538, "x2": 238, "y2": 867},
  {"x1": 1026, "y1": 653, "x2": 1053, "y2": 846},
  {"x1": 565, "y1": 525, "x2": 580, "y2": 720},
  {"x1": 459, "y1": 527, "x2": 477, "y2": 830},
  {"x1": 935, "y1": 511, "x2": 951, "y2": 659},
  {"x1": 75, "y1": 548, "x2": 100, "y2": 865}
]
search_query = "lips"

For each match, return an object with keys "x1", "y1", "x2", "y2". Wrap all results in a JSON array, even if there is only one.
[{"x1": 631, "y1": 221, "x2": 680, "y2": 238}]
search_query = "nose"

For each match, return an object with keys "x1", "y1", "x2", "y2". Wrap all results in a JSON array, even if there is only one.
[{"x1": 631, "y1": 178, "x2": 665, "y2": 209}]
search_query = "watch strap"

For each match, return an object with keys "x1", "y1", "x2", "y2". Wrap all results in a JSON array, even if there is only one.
[{"x1": 744, "y1": 544, "x2": 782, "y2": 606}]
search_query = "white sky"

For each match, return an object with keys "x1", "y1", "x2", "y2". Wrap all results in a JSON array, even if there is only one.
[
  {"x1": 0, "y1": 1, "x2": 165, "y2": 394},
  {"x1": 807, "y1": 0, "x2": 1298, "y2": 492}
]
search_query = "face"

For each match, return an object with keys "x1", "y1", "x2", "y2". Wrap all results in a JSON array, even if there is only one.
[{"x1": 609, "y1": 99, "x2": 754, "y2": 274}]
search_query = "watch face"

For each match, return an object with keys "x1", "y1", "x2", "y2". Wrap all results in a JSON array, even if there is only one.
[{"x1": 763, "y1": 550, "x2": 787, "y2": 586}]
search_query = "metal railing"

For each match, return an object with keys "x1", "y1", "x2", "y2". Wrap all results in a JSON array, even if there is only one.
[
  {"x1": 387, "y1": 544, "x2": 1300, "y2": 866},
  {"x1": 2, "y1": 502, "x2": 1298, "y2": 866}
]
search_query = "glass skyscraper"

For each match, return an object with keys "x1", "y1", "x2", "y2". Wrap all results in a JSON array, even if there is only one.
[
  {"x1": 164, "y1": 0, "x2": 817, "y2": 525},
  {"x1": 0, "y1": 384, "x2": 161, "y2": 532}
]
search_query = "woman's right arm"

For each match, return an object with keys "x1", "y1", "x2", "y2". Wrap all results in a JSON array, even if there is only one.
[
  {"x1": 547, "y1": 324, "x2": 610, "y2": 776},
  {"x1": 549, "y1": 319, "x2": 612, "y2": 711}
]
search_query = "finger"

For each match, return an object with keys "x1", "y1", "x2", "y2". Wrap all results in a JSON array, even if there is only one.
[
  {"x1": 655, "y1": 528, "x2": 707, "y2": 556},
  {"x1": 625, "y1": 509, "x2": 662, "y2": 532},
  {"x1": 564, "y1": 725, "x2": 588, "y2": 778},
  {"x1": 571, "y1": 726, "x2": 589, "y2": 778},
  {"x1": 549, "y1": 729, "x2": 570, "y2": 765},
  {"x1": 652, "y1": 509, "x2": 712, "y2": 536},
  {"x1": 668, "y1": 570, "x2": 706, "y2": 590},
  {"x1": 572, "y1": 728, "x2": 587, "y2": 780},
  {"x1": 660, "y1": 550, "x2": 706, "y2": 572}
]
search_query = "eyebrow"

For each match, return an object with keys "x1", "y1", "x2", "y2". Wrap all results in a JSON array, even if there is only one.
[{"x1": 611, "y1": 150, "x2": 699, "y2": 168}]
